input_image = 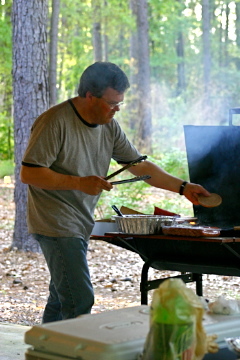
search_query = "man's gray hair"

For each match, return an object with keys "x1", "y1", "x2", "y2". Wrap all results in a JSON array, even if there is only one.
[{"x1": 78, "y1": 62, "x2": 130, "y2": 98}]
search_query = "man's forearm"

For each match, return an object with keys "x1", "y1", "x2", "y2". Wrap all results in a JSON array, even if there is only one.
[
  {"x1": 20, "y1": 166, "x2": 81, "y2": 190},
  {"x1": 20, "y1": 166, "x2": 113, "y2": 195},
  {"x1": 127, "y1": 160, "x2": 210, "y2": 205},
  {"x1": 127, "y1": 160, "x2": 183, "y2": 192}
]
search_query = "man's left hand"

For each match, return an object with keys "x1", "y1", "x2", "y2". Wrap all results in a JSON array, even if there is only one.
[{"x1": 183, "y1": 183, "x2": 211, "y2": 205}]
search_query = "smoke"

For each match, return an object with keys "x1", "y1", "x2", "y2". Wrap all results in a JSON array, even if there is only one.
[{"x1": 150, "y1": 81, "x2": 238, "y2": 152}]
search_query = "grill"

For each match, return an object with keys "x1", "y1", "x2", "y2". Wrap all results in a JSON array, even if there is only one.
[
  {"x1": 91, "y1": 108, "x2": 240, "y2": 305},
  {"x1": 91, "y1": 231, "x2": 240, "y2": 304}
]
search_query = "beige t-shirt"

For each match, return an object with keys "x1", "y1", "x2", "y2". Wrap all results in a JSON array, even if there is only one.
[{"x1": 22, "y1": 100, "x2": 141, "y2": 240}]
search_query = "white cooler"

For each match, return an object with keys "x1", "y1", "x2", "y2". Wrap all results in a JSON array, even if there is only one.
[
  {"x1": 24, "y1": 306, "x2": 239, "y2": 360},
  {"x1": 25, "y1": 306, "x2": 149, "y2": 360}
]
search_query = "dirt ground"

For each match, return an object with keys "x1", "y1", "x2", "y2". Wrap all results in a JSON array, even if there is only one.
[{"x1": 0, "y1": 179, "x2": 240, "y2": 326}]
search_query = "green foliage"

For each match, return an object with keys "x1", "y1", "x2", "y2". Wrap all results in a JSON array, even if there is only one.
[
  {"x1": 0, "y1": 1, "x2": 13, "y2": 161},
  {"x1": 96, "y1": 179, "x2": 151, "y2": 218},
  {"x1": 57, "y1": 0, "x2": 134, "y2": 101},
  {"x1": 0, "y1": 113, "x2": 14, "y2": 160},
  {"x1": 57, "y1": 1, "x2": 93, "y2": 100},
  {"x1": 0, "y1": 159, "x2": 14, "y2": 178},
  {"x1": 147, "y1": 152, "x2": 189, "y2": 180},
  {"x1": 0, "y1": 1, "x2": 12, "y2": 75},
  {"x1": 148, "y1": 0, "x2": 199, "y2": 88}
]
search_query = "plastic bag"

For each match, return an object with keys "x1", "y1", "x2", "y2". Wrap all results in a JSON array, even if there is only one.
[
  {"x1": 225, "y1": 337, "x2": 240, "y2": 356},
  {"x1": 142, "y1": 279, "x2": 207, "y2": 360},
  {"x1": 208, "y1": 296, "x2": 240, "y2": 315}
]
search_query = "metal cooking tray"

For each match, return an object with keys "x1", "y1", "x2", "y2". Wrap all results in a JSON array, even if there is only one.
[{"x1": 114, "y1": 215, "x2": 175, "y2": 234}]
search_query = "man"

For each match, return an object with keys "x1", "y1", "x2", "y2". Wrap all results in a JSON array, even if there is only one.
[{"x1": 21, "y1": 62, "x2": 209, "y2": 323}]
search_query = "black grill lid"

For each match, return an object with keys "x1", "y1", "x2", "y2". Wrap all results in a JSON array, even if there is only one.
[{"x1": 184, "y1": 120, "x2": 240, "y2": 228}]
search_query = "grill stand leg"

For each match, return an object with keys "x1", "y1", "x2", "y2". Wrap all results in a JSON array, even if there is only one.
[
  {"x1": 140, "y1": 259, "x2": 203, "y2": 305},
  {"x1": 194, "y1": 273, "x2": 203, "y2": 296},
  {"x1": 140, "y1": 261, "x2": 149, "y2": 305}
]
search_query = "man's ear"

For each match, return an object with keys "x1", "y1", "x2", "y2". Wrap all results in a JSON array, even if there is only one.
[{"x1": 86, "y1": 91, "x2": 93, "y2": 100}]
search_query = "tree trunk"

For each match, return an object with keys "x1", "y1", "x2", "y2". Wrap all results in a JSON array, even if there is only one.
[
  {"x1": 235, "y1": 1, "x2": 240, "y2": 70},
  {"x1": 175, "y1": 0, "x2": 186, "y2": 96},
  {"x1": 103, "y1": 0, "x2": 108, "y2": 61},
  {"x1": 176, "y1": 30, "x2": 186, "y2": 96},
  {"x1": 136, "y1": 0, "x2": 152, "y2": 153},
  {"x1": 223, "y1": 1, "x2": 230, "y2": 67},
  {"x1": 218, "y1": 4, "x2": 223, "y2": 68},
  {"x1": 12, "y1": 0, "x2": 49, "y2": 252},
  {"x1": 202, "y1": 0, "x2": 211, "y2": 102},
  {"x1": 129, "y1": 0, "x2": 139, "y2": 130},
  {"x1": 92, "y1": 0, "x2": 102, "y2": 62},
  {"x1": 49, "y1": 0, "x2": 60, "y2": 107}
]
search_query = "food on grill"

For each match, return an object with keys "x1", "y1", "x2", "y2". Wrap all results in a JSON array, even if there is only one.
[
  {"x1": 162, "y1": 225, "x2": 220, "y2": 237},
  {"x1": 197, "y1": 193, "x2": 222, "y2": 208},
  {"x1": 175, "y1": 217, "x2": 198, "y2": 224}
]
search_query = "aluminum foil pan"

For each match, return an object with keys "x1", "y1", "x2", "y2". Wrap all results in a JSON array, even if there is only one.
[{"x1": 114, "y1": 215, "x2": 176, "y2": 234}]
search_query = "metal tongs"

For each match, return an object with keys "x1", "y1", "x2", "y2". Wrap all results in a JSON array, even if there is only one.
[{"x1": 105, "y1": 155, "x2": 151, "y2": 185}]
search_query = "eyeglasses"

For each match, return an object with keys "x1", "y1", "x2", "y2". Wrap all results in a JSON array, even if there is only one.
[{"x1": 101, "y1": 98, "x2": 125, "y2": 110}]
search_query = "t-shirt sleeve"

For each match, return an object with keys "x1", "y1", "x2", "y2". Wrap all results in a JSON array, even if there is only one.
[
  {"x1": 22, "y1": 113, "x2": 62, "y2": 168},
  {"x1": 111, "y1": 119, "x2": 142, "y2": 164}
]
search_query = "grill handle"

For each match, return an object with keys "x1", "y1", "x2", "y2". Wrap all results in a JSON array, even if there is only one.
[{"x1": 229, "y1": 108, "x2": 240, "y2": 126}]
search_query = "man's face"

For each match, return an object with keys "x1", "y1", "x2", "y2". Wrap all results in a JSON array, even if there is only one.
[{"x1": 91, "y1": 87, "x2": 124, "y2": 125}]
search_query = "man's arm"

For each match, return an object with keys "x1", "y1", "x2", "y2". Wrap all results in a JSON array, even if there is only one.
[
  {"x1": 126, "y1": 160, "x2": 210, "y2": 205},
  {"x1": 20, "y1": 165, "x2": 113, "y2": 195}
]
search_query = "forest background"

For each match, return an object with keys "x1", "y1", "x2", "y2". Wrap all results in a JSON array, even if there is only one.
[{"x1": 1, "y1": 0, "x2": 240, "y2": 251}]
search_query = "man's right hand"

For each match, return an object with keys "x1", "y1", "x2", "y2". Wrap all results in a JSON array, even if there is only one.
[{"x1": 77, "y1": 176, "x2": 113, "y2": 195}]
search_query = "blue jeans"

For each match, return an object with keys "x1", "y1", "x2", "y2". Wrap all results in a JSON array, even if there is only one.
[{"x1": 33, "y1": 234, "x2": 94, "y2": 323}]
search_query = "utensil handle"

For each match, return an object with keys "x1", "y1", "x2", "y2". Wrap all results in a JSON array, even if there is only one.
[
  {"x1": 111, "y1": 175, "x2": 151, "y2": 185},
  {"x1": 111, "y1": 205, "x2": 123, "y2": 216},
  {"x1": 105, "y1": 155, "x2": 147, "y2": 180}
]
